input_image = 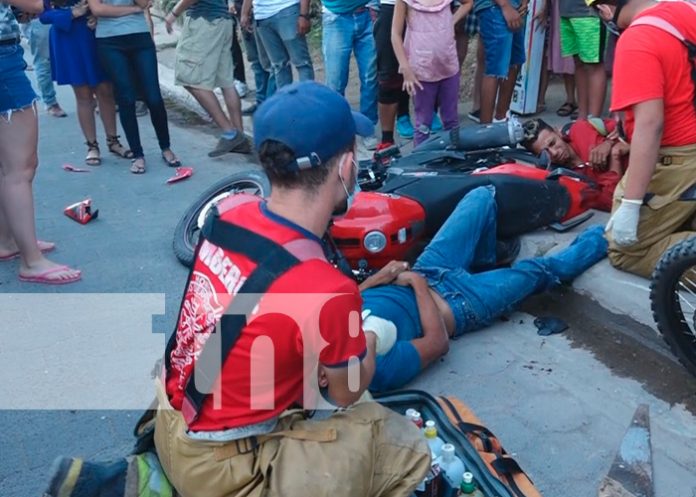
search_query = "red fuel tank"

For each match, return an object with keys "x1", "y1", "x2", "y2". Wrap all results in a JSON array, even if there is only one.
[{"x1": 330, "y1": 191, "x2": 426, "y2": 269}]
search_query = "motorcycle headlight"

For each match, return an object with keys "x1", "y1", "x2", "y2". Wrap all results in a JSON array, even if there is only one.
[{"x1": 364, "y1": 231, "x2": 387, "y2": 254}]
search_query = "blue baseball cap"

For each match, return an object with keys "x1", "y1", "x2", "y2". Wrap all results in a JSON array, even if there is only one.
[{"x1": 253, "y1": 81, "x2": 374, "y2": 171}]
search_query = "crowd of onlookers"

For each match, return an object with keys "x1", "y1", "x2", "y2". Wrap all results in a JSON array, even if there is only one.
[{"x1": 16, "y1": 0, "x2": 624, "y2": 157}]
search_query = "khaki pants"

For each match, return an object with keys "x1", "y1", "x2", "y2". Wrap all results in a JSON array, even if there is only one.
[
  {"x1": 607, "y1": 144, "x2": 696, "y2": 278},
  {"x1": 175, "y1": 17, "x2": 235, "y2": 90},
  {"x1": 154, "y1": 385, "x2": 431, "y2": 497}
]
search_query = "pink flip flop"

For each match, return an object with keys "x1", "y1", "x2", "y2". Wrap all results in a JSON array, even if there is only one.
[
  {"x1": 0, "y1": 241, "x2": 55, "y2": 261},
  {"x1": 19, "y1": 265, "x2": 82, "y2": 285},
  {"x1": 166, "y1": 167, "x2": 193, "y2": 184}
]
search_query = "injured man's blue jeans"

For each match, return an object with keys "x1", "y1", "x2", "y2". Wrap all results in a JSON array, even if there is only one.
[{"x1": 365, "y1": 185, "x2": 608, "y2": 391}]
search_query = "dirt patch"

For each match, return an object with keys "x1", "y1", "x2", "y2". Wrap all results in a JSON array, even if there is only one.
[{"x1": 522, "y1": 289, "x2": 696, "y2": 416}]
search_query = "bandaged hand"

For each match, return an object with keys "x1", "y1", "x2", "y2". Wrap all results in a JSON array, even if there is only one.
[
  {"x1": 605, "y1": 198, "x2": 642, "y2": 246},
  {"x1": 362, "y1": 311, "x2": 397, "y2": 355}
]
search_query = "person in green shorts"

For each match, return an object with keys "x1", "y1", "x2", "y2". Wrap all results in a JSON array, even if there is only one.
[{"x1": 559, "y1": 0, "x2": 607, "y2": 120}]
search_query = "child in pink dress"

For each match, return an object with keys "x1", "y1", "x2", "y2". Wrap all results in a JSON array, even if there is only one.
[{"x1": 392, "y1": 0, "x2": 471, "y2": 146}]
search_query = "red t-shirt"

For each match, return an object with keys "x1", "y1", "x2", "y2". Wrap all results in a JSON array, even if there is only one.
[
  {"x1": 567, "y1": 119, "x2": 617, "y2": 163},
  {"x1": 566, "y1": 119, "x2": 622, "y2": 212},
  {"x1": 611, "y1": 2, "x2": 696, "y2": 146},
  {"x1": 165, "y1": 198, "x2": 366, "y2": 431}
]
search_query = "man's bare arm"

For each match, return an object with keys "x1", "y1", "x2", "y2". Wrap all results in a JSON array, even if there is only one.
[
  {"x1": 622, "y1": 99, "x2": 664, "y2": 201},
  {"x1": 7, "y1": 0, "x2": 42, "y2": 13},
  {"x1": 322, "y1": 332, "x2": 377, "y2": 407},
  {"x1": 396, "y1": 272, "x2": 449, "y2": 368}
]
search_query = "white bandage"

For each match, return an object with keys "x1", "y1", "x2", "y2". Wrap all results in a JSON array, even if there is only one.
[{"x1": 362, "y1": 314, "x2": 398, "y2": 356}]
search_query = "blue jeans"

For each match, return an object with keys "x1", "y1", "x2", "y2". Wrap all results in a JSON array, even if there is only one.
[
  {"x1": 478, "y1": 5, "x2": 526, "y2": 78},
  {"x1": 96, "y1": 33, "x2": 171, "y2": 158},
  {"x1": 243, "y1": 27, "x2": 276, "y2": 104},
  {"x1": 255, "y1": 3, "x2": 314, "y2": 88},
  {"x1": 0, "y1": 44, "x2": 37, "y2": 117},
  {"x1": 413, "y1": 186, "x2": 608, "y2": 336},
  {"x1": 321, "y1": 8, "x2": 378, "y2": 123},
  {"x1": 21, "y1": 20, "x2": 57, "y2": 107}
]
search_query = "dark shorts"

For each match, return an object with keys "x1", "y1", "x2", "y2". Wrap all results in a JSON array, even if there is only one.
[
  {"x1": 373, "y1": 4, "x2": 401, "y2": 84},
  {"x1": 455, "y1": 9, "x2": 479, "y2": 37},
  {"x1": 0, "y1": 43, "x2": 37, "y2": 116}
]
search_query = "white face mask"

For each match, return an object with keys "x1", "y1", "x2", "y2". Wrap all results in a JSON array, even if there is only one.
[{"x1": 336, "y1": 157, "x2": 360, "y2": 216}]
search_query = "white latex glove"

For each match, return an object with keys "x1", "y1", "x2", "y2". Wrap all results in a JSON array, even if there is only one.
[
  {"x1": 362, "y1": 313, "x2": 397, "y2": 356},
  {"x1": 605, "y1": 198, "x2": 642, "y2": 246}
]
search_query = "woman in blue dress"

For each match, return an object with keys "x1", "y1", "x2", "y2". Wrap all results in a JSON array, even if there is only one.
[{"x1": 40, "y1": 0, "x2": 133, "y2": 165}]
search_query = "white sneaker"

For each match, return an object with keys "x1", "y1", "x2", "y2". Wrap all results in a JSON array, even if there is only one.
[
  {"x1": 355, "y1": 137, "x2": 372, "y2": 162},
  {"x1": 493, "y1": 111, "x2": 511, "y2": 124},
  {"x1": 234, "y1": 80, "x2": 248, "y2": 98},
  {"x1": 360, "y1": 135, "x2": 379, "y2": 151}
]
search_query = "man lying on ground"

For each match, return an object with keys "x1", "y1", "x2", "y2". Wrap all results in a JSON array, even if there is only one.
[
  {"x1": 521, "y1": 118, "x2": 630, "y2": 211},
  {"x1": 359, "y1": 186, "x2": 607, "y2": 392}
]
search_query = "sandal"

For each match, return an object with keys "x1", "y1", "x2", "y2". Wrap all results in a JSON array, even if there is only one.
[
  {"x1": 130, "y1": 157, "x2": 146, "y2": 174},
  {"x1": 85, "y1": 141, "x2": 101, "y2": 166},
  {"x1": 556, "y1": 102, "x2": 578, "y2": 117},
  {"x1": 107, "y1": 135, "x2": 134, "y2": 159},
  {"x1": 19, "y1": 264, "x2": 82, "y2": 285},
  {"x1": 0, "y1": 240, "x2": 55, "y2": 261},
  {"x1": 161, "y1": 149, "x2": 182, "y2": 168}
]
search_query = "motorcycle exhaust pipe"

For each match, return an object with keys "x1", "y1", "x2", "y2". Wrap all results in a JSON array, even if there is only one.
[
  {"x1": 449, "y1": 118, "x2": 524, "y2": 151},
  {"x1": 413, "y1": 118, "x2": 524, "y2": 152}
]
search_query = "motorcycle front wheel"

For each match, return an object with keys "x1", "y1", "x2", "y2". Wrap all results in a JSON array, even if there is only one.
[
  {"x1": 650, "y1": 237, "x2": 696, "y2": 376},
  {"x1": 173, "y1": 170, "x2": 271, "y2": 267}
]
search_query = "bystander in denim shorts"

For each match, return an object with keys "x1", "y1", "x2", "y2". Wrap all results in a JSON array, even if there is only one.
[
  {"x1": 478, "y1": 5, "x2": 526, "y2": 78},
  {"x1": 0, "y1": 44, "x2": 37, "y2": 119}
]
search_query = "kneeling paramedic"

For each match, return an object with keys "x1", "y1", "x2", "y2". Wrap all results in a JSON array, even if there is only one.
[
  {"x1": 589, "y1": 0, "x2": 696, "y2": 278},
  {"x1": 153, "y1": 81, "x2": 431, "y2": 497}
]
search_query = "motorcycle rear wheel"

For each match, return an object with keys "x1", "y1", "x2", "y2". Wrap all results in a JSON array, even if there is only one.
[
  {"x1": 173, "y1": 170, "x2": 271, "y2": 267},
  {"x1": 650, "y1": 236, "x2": 696, "y2": 377}
]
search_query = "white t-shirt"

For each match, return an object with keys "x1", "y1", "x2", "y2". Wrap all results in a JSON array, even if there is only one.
[
  {"x1": 253, "y1": 0, "x2": 299, "y2": 20},
  {"x1": 381, "y1": 0, "x2": 396, "y2": 5}
]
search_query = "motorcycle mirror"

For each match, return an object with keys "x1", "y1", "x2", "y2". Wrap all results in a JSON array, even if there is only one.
[{"x1": 539, "y1": 149, "x2": 552, "y2": 170}]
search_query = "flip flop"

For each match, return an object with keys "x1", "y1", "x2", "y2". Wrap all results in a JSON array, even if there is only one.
[
  {"x1": 0, "y1": 241, "x2": 55, "y2": 261},
  {"x1": 130, "y1": 158, "x2": 146, "y2": 174},
  {"x1": 556, "y1": 102, "x2": 578, "y2": 117},
  {"x1": 19, "y1": 265, "x2": 82, "y2": 285},
  {"x1": 63, "y1": 164, "x2": 91, "y2": 173},
  {"x1": 166, "y1": 167, "x2": 193, "y2": 184}
]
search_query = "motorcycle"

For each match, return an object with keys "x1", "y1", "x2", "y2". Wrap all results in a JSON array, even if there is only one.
[
  {"x1": 650, "y1": 237, "x2": 696, "y2": 377},
  {"x1": 173, "y1": 120, "x2": 600, "y2": 278}
]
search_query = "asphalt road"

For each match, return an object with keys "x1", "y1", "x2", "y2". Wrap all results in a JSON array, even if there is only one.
[{"x1": 1, "y1": 81, "x2": 695, "y2": 497}]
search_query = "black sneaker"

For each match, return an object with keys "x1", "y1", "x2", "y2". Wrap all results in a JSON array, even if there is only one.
[
  {"x1": 242, "y1": 103, "x2": 259, "y2": 116},
  {"x1": 467, "y1": 109, "x2": 481, "y2": 123},
  {"x1": 208, "y1": 133, "x2": 252, "y2": 157},
  {"x1": 42, "y1": 456, "x2": 80, "y2": 497}
]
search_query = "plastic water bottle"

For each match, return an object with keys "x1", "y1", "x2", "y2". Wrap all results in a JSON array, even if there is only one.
[
  {"x1": 459, "y1": 472, "x2": 485, "y2": 496},
  {"x1": 405, "y1": 408, "x2": 424, "y2": 428},
  {"x1": 424, "y1": 420, "x2": 445, "y2": 458},
  {"x1": 435, "y1": 444, "x2": 465, "y2": 488}
]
